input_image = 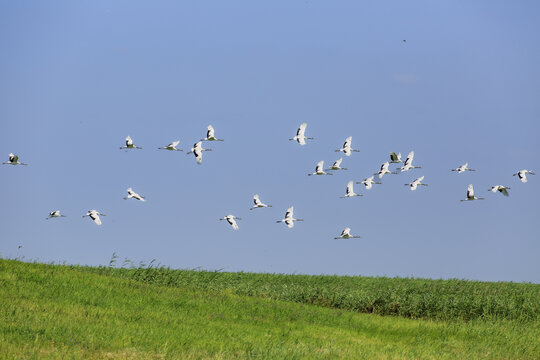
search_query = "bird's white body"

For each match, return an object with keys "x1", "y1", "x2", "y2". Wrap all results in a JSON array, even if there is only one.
[
  {"x1": 513, "y1": 170, "x2": 535, "y2": 183},
  {"x1": 399, "y1": 151, "x2": 420, "y2": 172},
  {"x1": 290, "y1": 123, "x2": 313, "y2": 145},
  {"x1": 202, "y1": 125, "x2": 224, "y2": 141},
  {"x1": 158, "y1": 140, "x2": 182, "y2": 151},
  {"x1": 326, "y1": 158, "x2": 347, "y2": 171},
  {"x1": 120, "y1": 136, "x2": 142, "y2": 149},
  {"x1": 309, "y1": 160, "x2": 332, "y2": 176},
  {"x1": 489, "y1": 185, "x2": 510, "y2": 196},
  {"x1": 83, "y1": 210, "x2": 106, "y2": 225},
  {"x1": 358, "y1": 176, "x2": 382, "y2": 190},
  {"x1": 461, "y1": 184, "x2": 484, "y2": 201},
  {"x1": 124, "y1": 187, "x2": 146, "y2": 201},
  {"x1": 220, "y1": 214, "x2": 241, "y2": 230},
  {"x1": 3, "y1": 153, "x2": 27, "y2": 165},
  {"x1": 250, "y1": 194, "x2": 272, "y2": 210},
  {"x1": 335, "y1": 136, "x2": 359, "y2": 156},
  {"x1": 276, "y1": 206, "x2": 303, "y2": 228},
  {"x1": 187, "y1": 141, "x2": 212, "y2": 164},
  {"x1": 46, "y1": 210, "x2": 66, "y2": 220},
  {"x1": 405, "y1": 176, "x2": 428, "y2": 191},
  {"x1": 376, "y1": 162, "x2": 397, "y2": 179},
  {"x1": 452, "y1": 162, "x2": 475, "y2": 173},
  {"x1": 341, "y1": 180, "x2": 362, "y2": 198},
  {"x1": 334, "y1": 227, "x2": 361, "y2": 240}
]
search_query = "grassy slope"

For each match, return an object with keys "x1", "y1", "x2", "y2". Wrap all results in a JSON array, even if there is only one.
[{"x1": 0, "y1": 260, "x2": 538, "y2": 359}]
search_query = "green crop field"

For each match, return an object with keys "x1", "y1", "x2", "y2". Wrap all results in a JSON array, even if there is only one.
[{"x1": 1, "y1": 258, "x2": 539, "y2": 359}]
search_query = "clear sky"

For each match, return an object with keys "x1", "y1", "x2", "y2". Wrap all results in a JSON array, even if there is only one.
[{"x1": 1, "y1": 0, "x2": 539, "y2": 282}]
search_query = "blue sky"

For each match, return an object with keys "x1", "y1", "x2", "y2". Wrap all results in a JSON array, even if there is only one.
[{"x1": 1, "y1": 1, "x2": 539, "y2": 282}]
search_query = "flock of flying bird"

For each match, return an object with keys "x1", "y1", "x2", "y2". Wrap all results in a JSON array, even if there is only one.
[{"x1": 3, "y1": 123, "x2": 536, "y2": 240}]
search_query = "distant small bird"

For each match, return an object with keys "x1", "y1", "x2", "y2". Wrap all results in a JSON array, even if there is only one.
[
  {"x1": 201, "y1": 125, "x2": 224, "y2": 141},
  {"x1": 402, "y1": 39, "x2": 407, "y2": 43},
  {"x1": 460, "y1": 184, "x2": 484, "y2": 202},
  {"x1": 399, "y1": 151, "x2": 421, "y2": 172},
  {"x1": 325, "y1": 158, "x2": 348, "y2": 171},
  {"x1": 308, "y1": 160, "x2": 332, "y2": 176},
  {"x1": 18, "y1": 245, "x2": 22, "y2": 249},
  {"x1": 404, "y1": 176, "x2": 428, "y2": 191},
  {"x1": 357, "y1": 176, "x2": 382, "y2": 190},
  {"x1": 250, "y1": 194, "x2": 272, "y2": 210},
  {"x1": 335, "y1": 136, "x2": 360, "y2": 156},
  {"x1": 334, "y1": 227, "x2": 361, "y2": 240},
  {"x1": 489, "y1": 185, "x2": 510, "y2": 196},
  {"x1": 158, "y1": 141, "x2": 182, "y2": 151},
  {"x1": 375, "y1": 162, "x2": 398, "y2": 179},
  {"x1": 124, "y1": 187, "x2": 146, "y2": 201},
  {"x1": 340, "y1": 181, "x2": 363, "y2": 198},
  {"x1": 276, "y1": 206, "x2": 303, "y2": 228},
  {"x1": 120, "y1": 136, "x2": 142, "y2": 150},
  {"x1": 452, "y1": 162, "x2": 475, "y2": 173},
  {"x1": 513, "y1": 170, "x2": 535, "y2": 183},
  {"x1": 186, "y1": 141, "x2": 212, "y2": 164},
  {"x1": 389, "y1": 152, "x2": 402, "y2": 163},
  {"x1": 289, "y1": 122, "x2": 314, "y2": 146},
  {"x1": 46, "y1": 210, "x2": 67, "y2": 220},
  {"x1": 83, "y1": 210, "x2": 107, "y2": 225},
  {"x1": 219, "y1": 214, "x2": 241, "y2": 230},
  {"x1": 3, "y1": 153, "x2": 27, "y2": 165}
]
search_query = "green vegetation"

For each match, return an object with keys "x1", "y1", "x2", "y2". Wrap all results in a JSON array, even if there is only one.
[{"x1": 1, "y1": 258, "x2": 539, "y2": 359}]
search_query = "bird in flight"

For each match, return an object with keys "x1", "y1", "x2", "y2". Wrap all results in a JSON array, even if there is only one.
[
  {"x1": 375, "y1": 162, "x2": 398, "y2": 179},
  {"x1": 201, "y1": 125, "x2": 224, "y2": 141},
  {"x1": 186, "y1": 141, "x2": 212, "y2": 164},
  {"x1": 325, "y1": 158, "x2": 348, "y2": 171},
  {"x1": 334, "y1": 227, "x2": 361, "y2": 240},
  {"x1": 513, "y1": 170, "x2": 535, "y2": 183},
  {"x1": 488, "y1": 185, "x2": 510, "y2": 196},
  {"x1": 340, "y1": 181, "x2": 363, "y2": 198},
  {"x1": 158, "y1": 141, "x2": 182, "y2": 151},
  {"x1": 404, "y1": 176, "x2": 428, "y2": 191},
  {"x1": 357, "y1": 176, "x2": 382, "y2": 190},
  {"x1": 452, "y1": 163, "x2": 475, "y2": 173},
  {"x1": 460, "y1": 184, "x2": 484, "y2": 202},
  {"x1": 335, "y1": 136, "x2": 360, "y2": 156},
  {"x1": 124, "y1": 188, "x2": 146, "y2": 202},
  {"x1": 46, "y1": 210, "x2": 67, "y2": 220},
  {"x1": 289, "y1": 122, "x2": 314, "y2": 146},
  {"x1": 83, "y1": 210, "x2": 107, "y2": 225},
  {"x1": 389, "y1": 152, "x2": 402, "y2": 163},
  {"x1": 250, "y1": 194, "x2": 272, "y2": 210},
  {"x1": 308, "y1": 160, "x2": 333, "y2": 176},
  {"x1": 219, "y1": 215, "x2": 242, "y2": 230},
  {"x1": 276, "y1": 206, "x2": 304, "y2": 228},
  {"x1": 399, "y1": 151, "x2": 421, "y2": 172},
  {"x1": 3, "y1": 153, "x2": 28, "y2": 165},
  {"x1": 120, "y1": 136, "x2": 142, "y2": 150}
]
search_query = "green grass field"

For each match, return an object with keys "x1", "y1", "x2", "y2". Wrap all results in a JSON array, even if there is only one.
[{"x1": 1, "y1": 258, "x2": 539, "y2": 359}]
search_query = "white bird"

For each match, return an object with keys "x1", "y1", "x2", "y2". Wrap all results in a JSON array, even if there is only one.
[
  {"x1": 399, "y1": 151, "x2": 421, "y2": 172},
  {"x1": 335, "y1": 136, "x2": 360, "y2": 156},
  {"x1": 124, "y1": 187, "x2": 146, "y2": 202},
  {"x1": 389, "y1": 152, "x2": 402, "y2": 163},
  {"x1": 404, "y1": 176, "x2": 428, "y2": 191},
  {"x1": 325, "y1": 158, "x2": 348, "y2": 171},
  {"x1": 513, "y1": 170, "x2": 535, "y2": 183},
  {"x1": 120, "y1": 136, "x2": 142, "y2": 149},
  {"x1": 186, "y1": 141, "x2": 212, "y2": 164},
  {"x1": 219, "y1": 215, "x2": 241, "y2": 230},
  {"x1": 3, "y1": 153, "x2": 27, "y2": 165},
  {"x1": 334, "y1": 227, "x2": 361, "y2": 240},
  {"x1": 489, "y1": 185, "x2": 510, "y2": 197},
  {"x1": 308, "y1": 160, "x2": 333, "y2": 176},
  {"x1": 276, "y1": 206, "x2": 304, "y2": 228},
  {"x1": 357, "y1": 176, "x2": 382, "y2": 190},
  {"x1": 158, "y1": 140, "x2": 182, "y2": 151},
  {"x1": 250, "y1": 194, "x2": 272, "y2": 210},
  {"x1": 82, "y1": 210, "x2": 107, "y2": 225},
  {"x1": 375, "y1": 162, "x2": 398, "y2": 179},
  {"x1": 46, "y1": 210, "x2": 67, "y2": 220},
  {"x1": 289, "y1": 122, "x2": 314, "y2": 145},
  {"x1": 202, "y1": 125, "x2": 224, "y2": 141},
  {"x1": 460, "y1": 184, "x2": 484, "y2": 202},
  {"x1": 340, "y1": 181, "x2": 363, "y2": 198},
  {"x1": 452, "y1": 162, "x2": 475, "y2": 173}
]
